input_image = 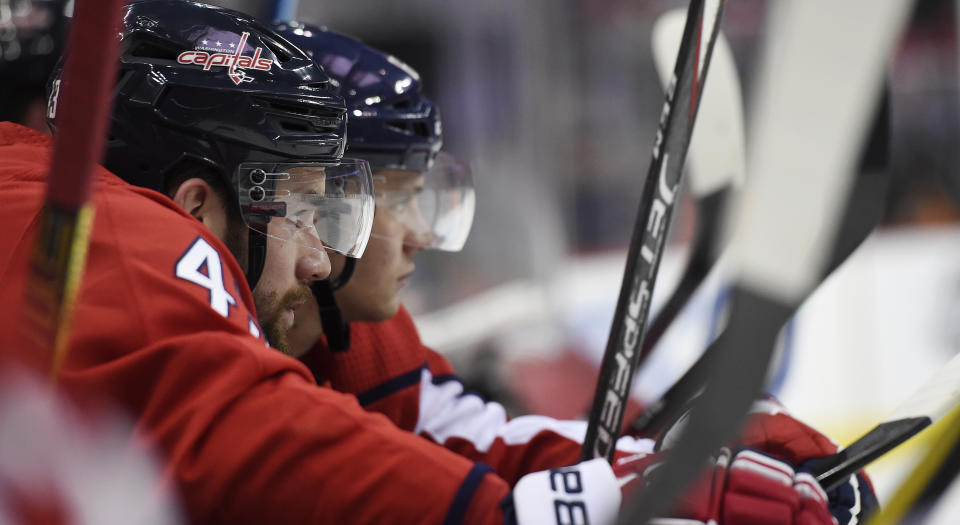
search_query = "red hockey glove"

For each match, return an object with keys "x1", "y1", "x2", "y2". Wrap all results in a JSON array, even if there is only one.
[
  {"x1": 737, "y1": 400, "x2": 878, "y2": 524},
  {"x1": 614, "y1": 447, "x2": 837, "y2": 525},
  {"x1": 652, "y1": 399, "x2": 875, "y2": 525},
  {"x1": 738, "y1": 400, "x2": 838, "y2": 464}
]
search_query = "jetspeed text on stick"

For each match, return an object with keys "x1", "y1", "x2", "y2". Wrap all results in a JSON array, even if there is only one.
[{"x1": 593, "y1": 73, "x2": 680, "y2": 460}]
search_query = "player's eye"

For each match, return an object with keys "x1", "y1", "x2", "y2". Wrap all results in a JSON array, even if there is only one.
[
  {"x1": 387, "y1": 194, "x2": 415, "y2": 214},
  {"x1": 291, "y1": 209, "x2": 315, "y2": 229}
]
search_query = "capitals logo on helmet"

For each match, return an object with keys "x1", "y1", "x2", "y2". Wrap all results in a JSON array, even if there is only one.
[{"x1": 176, "y1": 31, "x2": 273, "y2": 84}]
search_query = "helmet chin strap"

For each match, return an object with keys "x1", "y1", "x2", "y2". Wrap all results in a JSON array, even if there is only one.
[
  {"x1": 310, "y1": 257, "x2": 356, "y2": 353},
  {"x1": 245, "y1": 228, "x2": 267, "y2": 291},
  {"x1": 330, "y1": 257, "x2": 356, "y2": 290}
]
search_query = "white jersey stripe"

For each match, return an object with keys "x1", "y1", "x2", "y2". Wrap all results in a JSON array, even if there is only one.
[{"x1": 414, "y1": 367, "x2": 655, "y2": 455}]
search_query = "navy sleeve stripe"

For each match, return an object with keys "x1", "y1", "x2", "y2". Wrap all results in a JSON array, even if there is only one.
[
  {"x1": 356, "y1": 364, "x2": 468, "y2": 407},
  {"x1": 356, "y1": 364, "x2": 427, "y2": 406},
  {"x1": 444, "y1": 463, "x2": 495, "y2": 525},
  {"x1": 432, "y1": 373, "x2": 459, "y2": 385},
  {"x1": 428, "y1": 372, "x2": 488, "y2": 402}
]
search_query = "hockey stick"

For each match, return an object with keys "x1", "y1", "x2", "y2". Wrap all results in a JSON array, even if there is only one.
[
  {"x1": 866, "y1": 405, "x2": 960, "y2": 524},
  {"x1": 631, "y1": 86, "x2": 892, "y2": 438},
  {"x1": 580, "y1": 0, "x2": 727, "y2": 463},
  {"x1": 809, "y1": 347, "x2": 960, "y2": 492},
  {"x1": 21, "y1": 0, "x2": 126, "y2": 378},
  {"x1": 634, "y1": 7, "x2": 745, "y2": 378},
  {"x1": 618, "y1": 1, "x2": 912, "y2": 523}
]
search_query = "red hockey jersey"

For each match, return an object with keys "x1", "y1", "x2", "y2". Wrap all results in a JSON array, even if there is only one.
[
  {"x1": 0, "y1": 123, "x2": 512, "y2": 525},
  {"x1": 303, "y1": 305, "x2": 656, "y2": 487}
]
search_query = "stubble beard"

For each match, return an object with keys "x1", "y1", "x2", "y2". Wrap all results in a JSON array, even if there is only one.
[{"x1": 254, "y1": 285, "x2": 314, "y2": 355}]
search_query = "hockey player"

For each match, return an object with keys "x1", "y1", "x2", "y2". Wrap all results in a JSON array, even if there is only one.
[
  {"x1": 276, "y1": 24, "x2": 877, "y2": 524},
  {"x1": 0, "y1": 1, "x2": 857, "y2": 523}
]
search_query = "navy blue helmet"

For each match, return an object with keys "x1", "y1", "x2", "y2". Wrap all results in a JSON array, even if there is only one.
[
  {"x1": 274, "y1": 21, "x2": 442, "y2": 173},
  {"x1": 47, "y1": 0, "x2": 375, "y2": 289}
]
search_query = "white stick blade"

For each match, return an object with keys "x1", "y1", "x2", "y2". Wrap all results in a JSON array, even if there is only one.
[
  {"x1": 651, "y1": 6, "x2": 746, "y2": 197},
  {"x1": 890, "y1": 352, "x2": 960, "y2": 425},
  {"x1": 730, "y1": 0, "x2": 913, "y2": 303}
]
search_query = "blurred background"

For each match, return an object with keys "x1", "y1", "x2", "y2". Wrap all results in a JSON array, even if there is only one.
[{"x1": 4, "y1": 0, "x2": 960, "y2": 512}]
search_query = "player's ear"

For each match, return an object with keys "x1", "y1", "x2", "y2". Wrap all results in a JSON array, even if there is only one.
[
  {"x1": 171, "y1": 178, "x2": 233, "y2": 243},
  {"x1": 172, "y1": 178, "x2": 219, "y2": 221}
]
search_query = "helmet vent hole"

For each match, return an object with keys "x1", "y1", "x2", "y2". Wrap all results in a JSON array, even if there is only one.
[
  {"x1": 386, "y1": 120, "x2": 412, "y2": 134},
  {"x1": 279, "y1": 120, "x2": 310, "y2": 133},
  {"x1": 261, "y1": 37, "x2": 294, "y2": 63},
  {"x1": 253, "y1": 96, "x2": 341, "y2": 120},
  {"x1": 413, "y1": 122, "x2": 430, "y2": 138},
  {"x1": 129, "y1": 39, "x2": 180, "y2": 61}
]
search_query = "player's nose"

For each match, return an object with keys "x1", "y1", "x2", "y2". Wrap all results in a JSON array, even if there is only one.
[
  {"x1": 297, "y1": 247, "x2": 332, "y2": 282},
  {"x1": 403, "y1": 229, "x2": 433, "y2": 256}
]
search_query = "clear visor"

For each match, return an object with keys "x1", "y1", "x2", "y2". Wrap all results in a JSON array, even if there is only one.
[
  {"x1": 372, "y1": 152, "x2": 475, "y2": 252},
  {"x1": 237, "y1": 160, "x2": 375, "y2": 258}
]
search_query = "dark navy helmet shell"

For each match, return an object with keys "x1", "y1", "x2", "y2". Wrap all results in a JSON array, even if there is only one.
[
  {"x1": 48, "y1": 0, "x2": 347, "y2": 195},
  {"x1": 274, "y1": 21, "x2": 441, "y2": 173}
]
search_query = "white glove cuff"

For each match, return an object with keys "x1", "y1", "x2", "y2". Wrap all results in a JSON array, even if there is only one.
[{"x1": 513, "y1": 458, "x2": 622, "y2": 525}]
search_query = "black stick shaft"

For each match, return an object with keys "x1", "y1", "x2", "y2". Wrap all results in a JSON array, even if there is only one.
[
  {"x1": 581, "y1": 0, "x2": 726, "y2": 462},
  {"x1": 637, "y1": 188, "x2": 728, "y2": 362}
]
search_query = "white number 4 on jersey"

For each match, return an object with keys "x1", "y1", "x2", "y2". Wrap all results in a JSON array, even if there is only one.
[{"x1": 175, "y1": 237, "x2": 238, "y2": 318}]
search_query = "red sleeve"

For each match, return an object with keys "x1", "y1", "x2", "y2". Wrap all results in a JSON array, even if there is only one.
[
  {"x1": 308, "y1": 305, "x2": 445, "y2": 431},
  {"x1": 0, "y1": 123, "x2": 510, "y2": 525},
  {"x1": 312, "y1": 306, "x2": 655, "y2": 487}
]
